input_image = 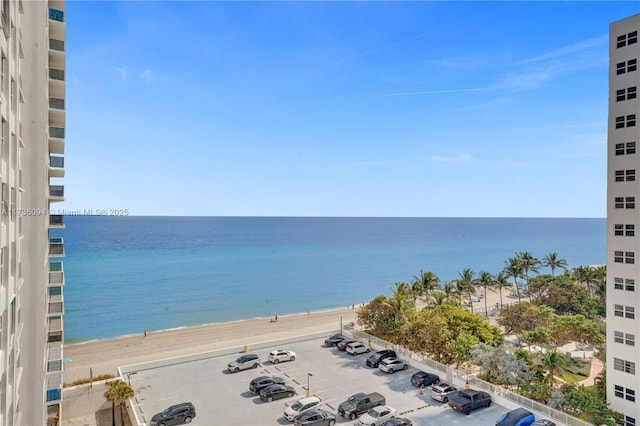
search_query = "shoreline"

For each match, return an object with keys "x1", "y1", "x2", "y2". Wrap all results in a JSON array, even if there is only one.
[{"x1": 64, "y1": 304, "x2": 362, "y2": 346}]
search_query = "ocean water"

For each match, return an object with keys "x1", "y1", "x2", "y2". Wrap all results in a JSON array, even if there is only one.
[{"x1": 55, "y1": 217, "x2": 606, "y2": 342}]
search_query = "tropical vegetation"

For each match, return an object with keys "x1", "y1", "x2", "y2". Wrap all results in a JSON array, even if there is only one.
[{"x1": 356, "y1": 252, "x2": 619, "y2": 425}]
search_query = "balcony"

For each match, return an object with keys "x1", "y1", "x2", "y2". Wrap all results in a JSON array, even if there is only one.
[
  {"x1": 48, "y1": 294, "x2": 63, "y2": 316},
  {"x1": 49, "y1": 261, "x2": 64, "y2": 287},
  {"x1": 45, "y1": 372, "x2": 62, "y2": 404},
  {"x1": 49, "y1": 214, "x2": 64, "y2": 228},
  {"x1": 49, "y1": 39, "x2": 64, "y2": 53},
  {"x1": 49, "y1": 185, "x2": 64, "y2": 202},
  {"x1": 46, "y1": 342, "x2": 63, "y2": 373},
  {"x1": 49, "y1": 155, "x2": 64, "y2": 178},
  {"x1": 48, "y1": 8, "x2": 64, "y2": 23},
  {"x1": 47, "y1": 316, "x2": 63, "y2": 343},
  {"x1": 49, "y1": 237, "x2": 64, "y2": 257},
  {"x1": 47, "y1": 404, "x2": 61, "y2": 426},
  {"x1": 49, "y1": 126, "x2": 64, "y2": 138},
  {"x1": 49, "y1": 68, "x2": 64, "y2": 82},
  {"x1": 49, "y1": 98, "x2": 64, "y2": 110}
]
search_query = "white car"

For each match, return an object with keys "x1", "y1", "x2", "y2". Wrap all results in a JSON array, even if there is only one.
[
  {"x1": 283, "y1": 396, "x2": 321, "y2": 421},
  {"x1": 346, "y1": 342, "x2": 371, "y2": 355},
  {"x1": 355, "y1": 405, "x2": 397, "y2": 426},
  {"x1": 378, "y1": 357, "x2": 408, "y2": 374},
  {"x1": 268, "y1": 349, "x2": 296, "y2": 364}
]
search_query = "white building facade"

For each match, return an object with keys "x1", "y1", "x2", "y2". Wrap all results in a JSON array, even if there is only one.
[
  {"x1": 608, "y1": 13, "x2": 640, "y2": 426},
  {"x1": 0, "y1": 0, "x2": 65, "y2": 425}
]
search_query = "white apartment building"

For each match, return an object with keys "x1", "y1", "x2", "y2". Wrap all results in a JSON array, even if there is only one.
[
  {"x1": 608, "y1": 13, "x2": 640, "y2": 426},
  {"x1": 0, "y1": 0, "x2": 66, "y2": 425}
]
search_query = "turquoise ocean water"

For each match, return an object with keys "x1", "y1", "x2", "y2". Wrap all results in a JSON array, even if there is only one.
[{"x1": 56, "y1": 217, "x2": 606, "y2": 342}]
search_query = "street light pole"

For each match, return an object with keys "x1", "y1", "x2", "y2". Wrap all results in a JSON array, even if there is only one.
[{"x1": 306, "y1": 373, "x2": 313, "y2": 398}]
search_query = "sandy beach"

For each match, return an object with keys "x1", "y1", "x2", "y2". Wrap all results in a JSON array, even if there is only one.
[{"x1": 63, "y1": 287, "x2": 522, "y2": 385}]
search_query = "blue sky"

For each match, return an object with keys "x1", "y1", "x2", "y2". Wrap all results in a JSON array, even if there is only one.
[{"x1": 63, "y1": 1, "x2": 640, "y2": 217}]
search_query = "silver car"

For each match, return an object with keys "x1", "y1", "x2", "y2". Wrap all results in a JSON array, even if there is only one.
[
  {"x1": 227, "y1": 354, "x2": 260, "y2": 373},
  {"x1": 378, "y1": 357, "x2": 408, "y2": 374},
  {"x1": 430, "y1": 383, "x2": 458, "y2": 403}
]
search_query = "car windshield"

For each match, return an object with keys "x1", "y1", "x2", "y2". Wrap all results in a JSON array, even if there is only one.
[
  {"x1": 291, "y1": 401, "x2": 303, "y2": 410},
  {"x1": 367, "y1": 408, "x2": 380, "y2": 418},
  {"x1": 347, "y1": 396, "x2": 357, "y2": 405}
]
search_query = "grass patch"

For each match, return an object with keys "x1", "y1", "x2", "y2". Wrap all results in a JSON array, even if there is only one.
[
  {"x1": 64, "y1": 374, "x2": 116, "y2": 387},
  {"x1": 562, "y1": 356, "x2": 591, "y2": 377},
  {"x1": 561, "y1": 372, "x2": 588, "y2": 383}
]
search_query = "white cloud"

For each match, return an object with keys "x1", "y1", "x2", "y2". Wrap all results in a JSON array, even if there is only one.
[
  {"x1": 516, "y1": 34, "x2": 608, "y2": 65},
  {"x1": 140, "y1": 69, "x2": 153, "y2": 82},
  {"x1": 115, "y1": 67, "x2": 127, "y2": 80}
]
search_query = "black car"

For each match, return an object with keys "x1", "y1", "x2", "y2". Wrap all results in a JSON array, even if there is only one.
[
  {"x1": 382, "y1": 418, "x2": 413, "y2": 426},
  {"x1": 249, "y1": 375, "x2": 286, "y2": 393},
  {"x1": 411, "y1": 371, "x2": 440, "y2": 387},
  {"x1": 293, "y1": 408, "x2": 337, "y2": 426},
  {"x1": 366, "y1": 349, "x2": 397, "y2": 368},
  {"x1": 531, "y1": 421, "x2": 556, "y2": 426},
  {"x1": 150, "y1": 402, "x2": 196, "y2": 426},
  {"x1": 324, "y1": 334, "x2": 345, "y2": 346},
  {"x1": 259, "y1": 384, "x2": 296, "y2": 402}
]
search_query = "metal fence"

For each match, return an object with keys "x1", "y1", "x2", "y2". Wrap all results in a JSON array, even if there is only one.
[{"x1": 351, "y1": 330, "x2": 595, "y2": 426}]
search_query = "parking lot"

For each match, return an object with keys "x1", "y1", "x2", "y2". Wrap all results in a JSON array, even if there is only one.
[{"x1": 128, "y1": 335, "x2": 516, "y2": 426}]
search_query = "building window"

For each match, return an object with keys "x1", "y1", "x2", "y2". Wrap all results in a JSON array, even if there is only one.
[
  {"x1": 627, "y1": 306, "x2": 636, "y2": 318},
  {"x1": 615, "y1": 142, "x2": 636, "y2": 155},
  {"x1": 617, "y1": 59, "x2": 638, "y2": 74},
  {"x1": 615, "y1": 251, "x2": 624, "y2": 263},
  {"x1": 615, "y1": 277, "x2": 624, "y2": 289},
  {"x1": 614, "y1": 277, "x2": 636, "y2": 291},
  {"x1": 626, "y1": 251, "x2": 635, "y2": 264},
  {"x1": 615, "y1": 196, "x2": 636, "y2": 209},
  {"x1": 615, "y1": 169, "x2": 636, "y2": 181},
  {"x1": 615, "y1": 331, "x2": 636, "y2": 346},
  {"x1": 616, "y1": 224, "x2": 636, "y2": 236},
  {"x1": 618, "y1": 31, "x2": 639, "y2": 48},
  {"x1": 616, "y1": 114, "x2": 637, "y2": 128},
  {"x1": 626, "y1": 416, "x2": 637, "y2": 426},
  {"x1": 617, "y1": 87, "x2": 638, "y2": 101},
  {"x1": 615, "y1": 358, "x2": 636, "y2": 375},
  {"x1": 614, "y1": 385, "x2": 636, "y2": 402}
]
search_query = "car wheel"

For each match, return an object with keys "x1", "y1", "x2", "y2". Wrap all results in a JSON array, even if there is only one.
[
  {"x1": 464, "y1": 407, "x2": 471, "y2": 415},
  {"x1": 328, "y1": 420, "x2": 335, "y2": 426},
  {"x1": 366, "y1": 348, "x2": 370, "y2": 353},
  {"x1": 253, "y1": 363, "x2": 259, "y2": 369},
  {"x1": 273, "y1": 358, "x2": 279, "y2": 364},
  {"x1": 233, "y1": 367, "x2": 239, "y2": 373},
  {"x1": 350, "y1": 413, "x2": 357, "y2": 420},
  {"x1": 184, "y1": 417, "x2": 192, "y2": 424},
  {"x1": 442, "y1": 397, "x2": 448, "y2": 403},
  {"x1": 403, "y1": 364, "x2": 408, "y2": 370},
  {"x1": 486, "y1": 401, "x2": 491, "y2": 407},
  {"x1": 267, "y1": 396, "x2": 273, "y2": 402},
  {"x1": 288, "y1": 392, "x2": 294, "y2": 397},
  {"x1": 290, "y1": 356, "x2": 295, "y2": 361},
  {"x1": 389, "y1": 368, "x2": 394, "y2": 373}
]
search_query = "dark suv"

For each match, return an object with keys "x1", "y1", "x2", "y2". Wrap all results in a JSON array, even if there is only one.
[
  {"x1": 366, "y1": 349, "x2": 397, "y2": 368},
  {"x1": 150, "y1": 402, "x2": 196, "y2": 426},
  {"x1": 250, "y1": 376, "x2": 286, "y2": 394}
]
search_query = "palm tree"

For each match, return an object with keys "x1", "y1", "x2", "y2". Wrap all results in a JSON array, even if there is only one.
[
  {"x1": 493, "y1": 272, "x2": 510, "y2": 309},
  {"x1": 477, "y1": 271, "x2": 493, "y2": 318},
  {"x1": 430, "y1": 291, "x2": 449, "y2": 307},
  {"x1": 504, "y1": 257, "x2": 524, "y2": 303},
  {"x1": 540, "y1": 350, "x2": 564, "y2": 387},
  {"x1": 389, "y1": 282, "x2": 410, "y2": 298},
  {"x1": 517, "y1": 251, "x2": 540, "y2": 288},
  {"x1": 443, "y1": 281, "x2": 460, "y2": 304},
  {"x1": 413, "y1": 270, "x2": 441, "y2": 303},
  {"x1": 458, "y1": 268, "x2": 476, "y2": 312},
  {"x1": 541, "y1": 252, "x2": 568, "y2": 276},
  {"x1": 572, "y1": 266, "x2": 594, "y2": 298},
  {"x1": 104, "y1": 380, "x2": 135, "y2": 426},
  {"x1": 382, "y1": 290, "x2": 415, "y2": 323}
]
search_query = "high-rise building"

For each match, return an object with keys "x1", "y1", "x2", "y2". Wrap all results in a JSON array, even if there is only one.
[
  {"x1": 0, "y1": 0, "x2": 66, "y2": 425},
  {"x1": 608, "y1": 13, "x2": 640, "y2": 426}
]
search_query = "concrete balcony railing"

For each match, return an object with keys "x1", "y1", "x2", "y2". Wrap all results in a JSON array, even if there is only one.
[
  {"x1": 49, "y1": 98, "x2": 64, "y2": 110},
  {"x1": 49, "y1": 39, "x2": 64, "y2": 52},
  {"x1": 49, "y1": 185, "x2": 64, "y2": 201},
  {"x1": 49, "y1": 68, "x2": 64, "y2": 82},
  {"x1": 46, "y1": 372, "x2": 62, "y2": 404},
  {"x1": 49, "y1": 126, "x2": 64, "y2": 138},
  {"x1": 49, "y1": 261, "x2": 64, "y2": 287},
  {"x1": 46, "y1": 342, "x2": 63, "y2": 373},
  {"x1": 49, "y1": 214, "x2": 64, "y2": 228},
  {"x1": 48, "y1": 294, "x2": 63, "y2": 316}
]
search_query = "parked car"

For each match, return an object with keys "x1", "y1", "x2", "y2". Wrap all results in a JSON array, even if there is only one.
[
  {"x1": 149, "y1": 402, "x2": 196, "y2": 426},
  {"x1": 410, "y1": 371, "x2": 440, "y2": 387},
  {"x1": 293, "y1": 409, "x2": 337, "y2": 426},
  {"x1": 356, "y1": 405, "x2": 397, "y2": 426},
  {"x1": 382, "y1": 418, "x2": 412, "y2": 426},
  {"x1": 268, "y1": 349, "x2": 297, "y2": 364},
  {"x1": 260, "y1": 384, "x2": 296, "y2": 402},
  {"x1": 448, "y1": 389, "x2": 492, "y2": 415},
  {"x1": 337, "y1": 339, "x2": 357, "y2": 351},
  {"x1": 366, "y1": 350, "x2": 397, "y2": 368},
  {"x1": 430, "y1": 383, "x2": 458, "y2": 403},
  {"x1": 338, "y1": 392, "x2": 386, "y2": 420},
  {"x1": 249, "y1": 375, "x2": 286, "y2": 394},
  {"x1": 378, "y1": 357, "x2": 408, "y2": 374},
  {"x1": 531, "y1": 421, "x2": 556, "y2": 426},
  {"x1": 324, "y1": 334, "x2": 345, "y2": 346},
  {"x1": 346, "y1": 342, "x2": 371, "y2": 355},
  {"x1": 227, "y1": 353, "x2": 260, "y2": 373},
  {"x1": 495, "y1": 408, "x2": 535, "y2": 426},
  {"x1": 284, "y1": 396, "x2": 322, "y2": 422}
]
